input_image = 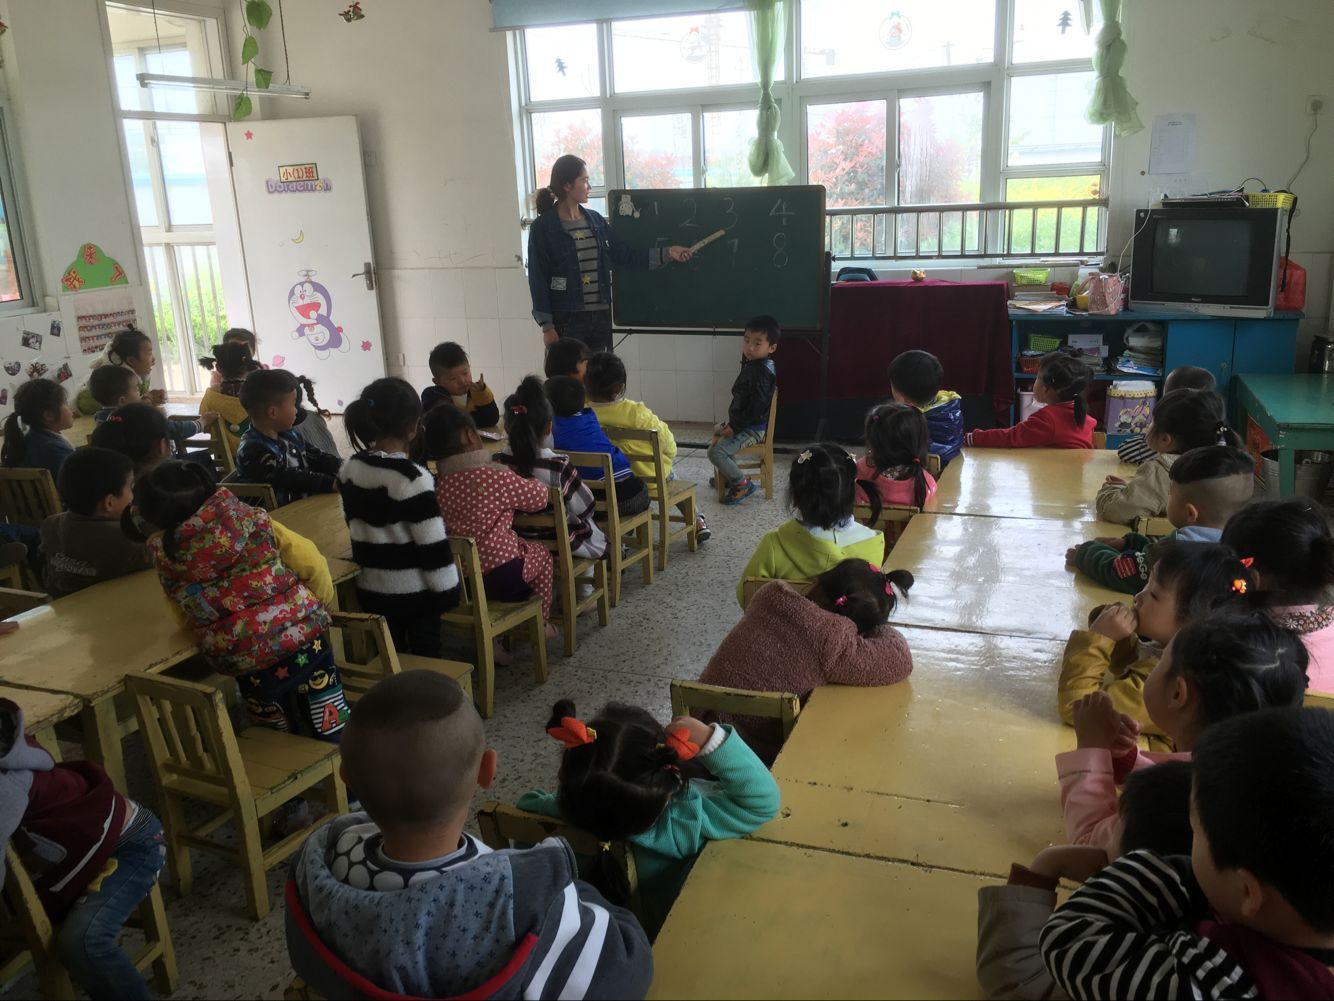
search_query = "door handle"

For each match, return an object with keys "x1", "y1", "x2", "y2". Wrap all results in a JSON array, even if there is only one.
[{"x1": 351, "y1": 262, "x2": 375, "y2": 291}]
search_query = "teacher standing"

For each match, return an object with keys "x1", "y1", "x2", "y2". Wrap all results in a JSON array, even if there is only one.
[{"x1": 528, "y1": 154, "x2": 693, "y2": 353}]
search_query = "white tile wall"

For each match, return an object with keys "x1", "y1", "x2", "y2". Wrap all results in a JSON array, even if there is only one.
[
  {"x1": 462, "y1": 269, "x2": 499, "y2": 319},
  {"x1": 496, "y1": 268, "x2": 532, "y2": 319},
  {"x1": 431, "y1": 270, "x2": 467, "y2": 319},
  {"x1": 466, "y1": 317, "x2": 504, "y2": 372}
]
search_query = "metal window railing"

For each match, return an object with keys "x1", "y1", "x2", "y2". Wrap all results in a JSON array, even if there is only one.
[{"x1": 826, "y1": 198, "x2": 1107, "y2": 262}]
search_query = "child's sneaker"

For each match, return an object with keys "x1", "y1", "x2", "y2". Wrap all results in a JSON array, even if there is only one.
[
  {"x1": 723, "y1": 478, "x2": 758, "y2": 505},
  {"x1": 695, "y1": 515, "x2": 712, "y2": 542}
]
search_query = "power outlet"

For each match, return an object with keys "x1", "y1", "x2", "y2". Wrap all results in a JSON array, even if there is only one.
[{"x1": 1307, "y1": 94, "x2": 1327, "y2": 115}]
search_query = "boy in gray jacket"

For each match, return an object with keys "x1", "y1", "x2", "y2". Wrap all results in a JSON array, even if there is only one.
[{"x1": 286, "y1": 670, "x2": 653, "y2": 1000}]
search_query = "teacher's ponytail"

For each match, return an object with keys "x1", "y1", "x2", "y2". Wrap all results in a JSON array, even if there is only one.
[{"x1": 536, "y1": 154, "x2": 587, "y2": 215}]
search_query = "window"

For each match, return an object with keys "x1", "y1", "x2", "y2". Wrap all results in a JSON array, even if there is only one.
[
  {"x1": 513, "y1": 1, "x2": 1109, "y2": 260},
  {"x1": 0, "y1": 108, "x2": 36, "y2": 311}
]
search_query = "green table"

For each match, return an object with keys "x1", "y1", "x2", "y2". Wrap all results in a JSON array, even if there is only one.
[{"x1": 1234, "y1": 374, "x2": 1334, "y2": 496}]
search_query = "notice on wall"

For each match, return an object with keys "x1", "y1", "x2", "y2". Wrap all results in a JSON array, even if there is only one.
[
  {"x1": 1148, "y1": 113, "x2": 1197, "y2": 175},
  {"x1": 72, "y1": 287, "x2": 139, "y2": 356}
]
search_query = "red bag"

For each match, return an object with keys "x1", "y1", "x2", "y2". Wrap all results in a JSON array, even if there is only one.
[{"x1": 1276, "y1": 257, "x2": 1306, "y2": 312}]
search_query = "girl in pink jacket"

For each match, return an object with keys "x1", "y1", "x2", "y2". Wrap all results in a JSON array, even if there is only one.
[
  {"x1": 1057, "y1": 611, "x2": 1307, "y2": 853},
  {"x1": 1222, "y1": 498, "x2": 1334, "y2": 693},
  {"x1": 699, "y1": 560, "x2": 915, "y2": 764},
  {"x1": 854, "y1": 402, "x2": 937, "y2": 511}
]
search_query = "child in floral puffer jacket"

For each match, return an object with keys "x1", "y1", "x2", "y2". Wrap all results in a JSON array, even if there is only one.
[{"x1": 130, "y1": 460, "x2": 349, "y2": 742}]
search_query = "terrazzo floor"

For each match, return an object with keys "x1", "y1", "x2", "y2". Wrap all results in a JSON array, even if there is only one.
[{"x1": 2, "y1": 431, "x2": 802, "y2": 1000}]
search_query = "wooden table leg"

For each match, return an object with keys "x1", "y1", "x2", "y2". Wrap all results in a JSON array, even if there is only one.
[{"x1": 81, "y1": 697, "x2": 127, "y2": 794}]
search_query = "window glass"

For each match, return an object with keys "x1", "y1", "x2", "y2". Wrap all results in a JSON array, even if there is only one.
[
  {"x1": 1006, "y1": 175, "x2": 1102, "y2": 253},
  {"x1": 801, "y1": 0, "x2": 993, "y2": 78},
  {"x1": 0, "y1": 178, "x2": 21, "y2": 302},
  {"x1": 807, "y1": 100, "x2": 887, "y2": 207},
  {"x1": 611, "y1": 12, "x2": 781, "y2": 93},
  {"x1": 621, "y1": 113, "x2": 694, "y2": 189},
  {"x1": 1008, "y1": 71, "x2": 1102, "y2": 165},
  {"x1": 532, "y1": 108, "x2": 605, "y2": 190},
  {"x1": 704, "y1": 109, "x2": 764, "y2": 188},
  {"x1": 157, "y1": 122, "x2": 212, "y2": 226},
  {"x1": 525, "y1": 23, "x2": 600, "y2": 101},
  {"x1": 122, "y1": 120, "x2": 160, "y2": 227},
  {"x1": 898, "y1": 91, "x2": 983, "y2": 205},
  {"x1": 1012, "y1": 0, "x2": 1103, "y2": 64}
]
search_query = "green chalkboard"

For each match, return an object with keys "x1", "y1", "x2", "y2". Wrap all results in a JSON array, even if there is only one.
[{"x1": 608, "y1": 185, "x2": 827, "y2": 331}]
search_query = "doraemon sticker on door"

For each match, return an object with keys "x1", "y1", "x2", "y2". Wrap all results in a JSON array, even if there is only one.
[{"x1": 288, "y1": 269, "x2": 350, "y2": 360}]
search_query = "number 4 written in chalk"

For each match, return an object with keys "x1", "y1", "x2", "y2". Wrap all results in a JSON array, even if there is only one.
[{"x1": 769, "y1": 198, "x2": 794, "y2": 225}]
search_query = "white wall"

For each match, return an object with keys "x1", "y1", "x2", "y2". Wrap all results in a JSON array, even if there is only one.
[
  {"x1": 1108, "y1": 0, "x2": 1334, "y2": 361},
  {"x1": 0, "y1": 0, "x2": 156, "y2": 415}
]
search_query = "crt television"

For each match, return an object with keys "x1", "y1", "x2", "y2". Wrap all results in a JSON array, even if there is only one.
[{"x1": 1129, "y1": 207, "x2": 1284, "y2": 318}]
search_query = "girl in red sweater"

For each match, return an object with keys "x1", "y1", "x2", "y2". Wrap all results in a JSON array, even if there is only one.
[
  {"x1": 966, "y1": 351, "x2": 1096, "y2": 449},
  {"x1": 700, "y1": 560, "x2": 915, "y2": 763}
]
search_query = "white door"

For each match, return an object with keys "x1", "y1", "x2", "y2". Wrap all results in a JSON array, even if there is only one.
[{"x1": 227, "y1": 116, "x2": 384, "y2": 411}]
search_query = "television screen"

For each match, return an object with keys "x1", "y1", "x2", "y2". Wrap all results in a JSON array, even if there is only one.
[{"x1": 1151, "y1": 220, "x2": 1252, "y2": 297}]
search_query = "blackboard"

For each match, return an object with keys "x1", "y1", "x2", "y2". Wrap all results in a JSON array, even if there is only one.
[{"x1": 608, "y1": 185, "x2": 827, "y2": 331}]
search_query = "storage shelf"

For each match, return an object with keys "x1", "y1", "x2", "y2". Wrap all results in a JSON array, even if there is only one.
[{"x1": 1012, "y1": 371, "x2": 1163, "y2": 382}]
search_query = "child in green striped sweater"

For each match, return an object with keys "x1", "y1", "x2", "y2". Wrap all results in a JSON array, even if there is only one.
[{"x1": 519, "y1": 698, "x2": 780, "y2": 938}]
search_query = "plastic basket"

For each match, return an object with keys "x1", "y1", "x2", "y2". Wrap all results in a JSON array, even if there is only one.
[
  {"x1": 1248, "y1": 191, "x2": 1296, "y2": 210},
  {"x1": 1013, "y1": 267, "x2": 1050, "y2": 285},
  {"x1": 1028, "y1": 333, "x2": 1061, "y2": 352}
]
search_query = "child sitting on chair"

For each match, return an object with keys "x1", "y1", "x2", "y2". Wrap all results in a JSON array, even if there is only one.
[
  {"x1": 1096, "y1": 388, "x2": 1241, "y2": 526},
  {"x1": 89, "y1": 364, "x2": 217, "y2": 448},
  {"x1": 546, "y1": 375, "x2": 651, "y2": 517},
  {"x1": 1223, "y1": 499, "x2": 1334, "y2": 691},
  {"x1": 287, "y1": 670, "x2": 653, "y2": 999},
  {"x1": 235, "y1": 370, "x2": 342, "y2": 507},
  {"x1": 1058, "y1": 541, "x2": 1256, "y2": 750},
  {"x1": 700, "y1": 560, "x2": 914, "y2": 764},
  {"x1": 421, "y1": 342, "x2": 498, "y2": 427},
  {"x1": 737, "y1": 443, "x2": 884, "y2": 607},
  {"x1": 1039, "y1": 707, "x2": 1334, "y2": 999},
  {"x1": 90, "y1": 402, "x2": 177, "y2": 480},
  {"x1": 0, "y1": 699, "x2": 168, "y2": 1000},
  {"x1": 709, "y1": 315, "x2": 779, "y2": 506},
  {"x1": 41, "y1": 446, "x2": 152, "y2": 597},
  {"x1": 855, "y1": 402, "x2": 937, "y2": 510},
  {"x1": 1117, "y1": 365, "x2": 1215, "y2": 465},
  {"x1": 1069, "y1": 445, "x2": 1254, "y2": 594},
  {"x1": 544, "y1": 337, "x2": 591, "y2": 381},
  {"x1": 75, "y1": 327, "x2": 163, "y2": 415},
  {"x1": 198, "y1": 340, "x2": 262, "y2": 454},
  {"x1": 888, "y1": 349, "x2": 963, "y2": 465},
  {"x1": 1, "y1": 379, "x2": 74, "y2": 483},
  {"x1": 966, "y1": 352, "x2": 1096, "y2": 450},
  {"x1": 519, "y1": 698, "x2": 780, "y2": 937}
]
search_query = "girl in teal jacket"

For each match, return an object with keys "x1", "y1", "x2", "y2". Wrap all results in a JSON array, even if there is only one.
[{"x1": 518, "y1": 698, "x2": 780, "y2": 937}]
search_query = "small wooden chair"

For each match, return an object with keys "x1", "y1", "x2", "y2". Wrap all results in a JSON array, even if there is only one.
[
  {"x1": 0, "y1": 844, "x2": 177, "y2": 1000},
  {"x1": 669, "y1": 678, "x2": 803, "y2": 744},
  {"x1": 852, "y1": 502, "x2": 919, "y2": 555},
  {"x1": 601, "y1": 425, "x2": 698, "y2": 571},
  {"x1": 1133, "y1": 515, "x2": 1175, "y2": 537},
  {"x1": 513, "y1": 486, "x2": 610, "y2": 658},
  {"x1": 124, "y1": 673, "x2": 347, "y2": 921},
  {"x1": 227, "y1": 482, "x2": 279, "y2": 511},
  {"x1": 0, "y1": 469, "x2": 61, "y2": 528},
  {"x1": 439, "y1": 536, "x2": 548, "y2": 719},
  {"x1": 715, "y1": 388, "x2": 779, "y2": 502},
  {"x1": 563, "y1": 450, "x2": 653, "y2": 607},
  {"x1": 0, "y1": 564, "x2": 22, "y2": 591},
  {"x1": 1304, "y1": 690, "x2": 1334, "y2": 710},
  {"x1": 327, "y1": 610, "x2": 474, "y2": 701},
  {"x1": 476, "y1": 802, "x2": 640, "y2": 916},
  {"x1": 1092, "y1": 431, "x2": 1108, "y2": 449},
  {"x1": 210, "y1": 420, "x2": 237, "y2": 476},
  {"x1": 739, "y1": 575, "x2": 815, "y2": 609}
]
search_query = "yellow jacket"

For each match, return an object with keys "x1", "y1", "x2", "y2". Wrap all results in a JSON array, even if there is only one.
[
  {"x1": 270, "y1": 520, "x2": 336, "y2": 607},
  {"x1": 1058, "y1": 629, "x2": 1172, "y2": 752},
  {"x1": 200, "y1": 388, "x2": 251, "y2": 457},
  {"x1": 591, "y1": 398, "x2": 675, "y2": 480},
  {"x1": 738, "y1": 519, "x2": 884, "y2": 607}
]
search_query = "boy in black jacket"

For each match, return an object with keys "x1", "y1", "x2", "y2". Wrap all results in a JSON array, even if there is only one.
[{"x1": 709, "y1": 315, "x2": 778, "y2": 505}]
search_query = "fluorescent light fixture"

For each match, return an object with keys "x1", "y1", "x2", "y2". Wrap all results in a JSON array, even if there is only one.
[{"x1": 136, "y1": 72, "x2": 311, "y2": 99}]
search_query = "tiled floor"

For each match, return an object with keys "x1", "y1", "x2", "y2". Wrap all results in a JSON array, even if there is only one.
[{"x1": 2, "y1": 438, "x2": 796, "y2": 1000}]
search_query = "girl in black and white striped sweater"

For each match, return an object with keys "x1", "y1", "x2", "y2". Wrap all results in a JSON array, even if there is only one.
[{"x1": 338, "y1": 378, "x2": 459, "y2": 657}]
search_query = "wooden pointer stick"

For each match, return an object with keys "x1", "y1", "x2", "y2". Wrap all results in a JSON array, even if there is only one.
[{"x1": 687, "y1": 229, "x2": 726, "y2": 254}]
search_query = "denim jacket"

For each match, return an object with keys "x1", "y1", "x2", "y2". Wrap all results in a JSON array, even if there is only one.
[{"x1": 526, "y1": 206, "x2": 663, "y2": 327}]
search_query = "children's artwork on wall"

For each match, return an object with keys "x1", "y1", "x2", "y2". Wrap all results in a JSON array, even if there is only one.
[
  {"x1": 26, "y1": 361, "x2": 48, "y2": 379},
  {"x1": 54, "y1": 363, "x2": 73, "y2": 383},
  {"x1": 288, "y1": 269, "x2": 350, "y2": 360},
  {"x1": 49, "y1": 320, "x2": 62, "y2": 338},
  {"x1": 61, "y1": 243, "x2": 129, "y2": 292},
  {"x1": 0, "y1": 309, "x2": 70, "y2": 420},
  {"x1": 19, "y1": 330, "x2": 41, "y2": 351},
  {"x1": 71, "y1": 288, "x2": 139, "y2": 356}
]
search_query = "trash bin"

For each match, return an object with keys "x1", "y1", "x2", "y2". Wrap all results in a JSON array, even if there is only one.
[{"x1": 1258, "y1": 449, "x2": 1334, "y2": 499}]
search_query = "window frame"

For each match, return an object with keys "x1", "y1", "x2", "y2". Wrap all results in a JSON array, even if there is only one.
[
  {"x1": 0, "y1": 101, "x2": 40, "y2": 316},
  {"x1": 513, "y1": 0, "x2": 1110, "y2": 262}
]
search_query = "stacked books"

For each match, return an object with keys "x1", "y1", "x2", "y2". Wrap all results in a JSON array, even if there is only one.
[{"x1": 1115, "y1": 324, "x2": 1164, "y2": 376}]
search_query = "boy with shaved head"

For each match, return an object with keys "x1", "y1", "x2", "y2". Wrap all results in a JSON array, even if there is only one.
[{"x1": 286, "y1": 671, "x2": 653, "y2": 999}]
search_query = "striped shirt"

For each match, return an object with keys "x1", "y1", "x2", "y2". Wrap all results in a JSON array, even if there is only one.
[
  {"x1": 1117, "y1": 432, "x2": 1156, "y2": 464},
  {"x1": 561, "y1": 215, "x2": 606, "y2": 309},
  {"x1": 1039, "y1": 851, "x2": 1261, "y2": 999},
  {"x1": 336, "y1": 451, "x2": 460, "y2": 617},
  {"x1": 494, "y1": 448, "x2": 609, "y2": 560}
]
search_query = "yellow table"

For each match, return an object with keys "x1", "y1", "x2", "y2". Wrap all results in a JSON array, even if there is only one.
[
  {"x1": 272, "y1": 494, "x2": 354, "y2": 561},
  {"x1": 884, "y1": 513, "x2": 1129, "y2": 639},
  {"x1": 67, "y1": 401, "x2": 200, "y2": 449},
  {"x1": 649, "y1": 839, "x2": 992, "y2": 1000},
  {"x1": 755, "y1": 627, "x2": 1072, "y2": 877},
  {"x1": 931, "y1": 448, "x2": 1130, "y2": 521}
]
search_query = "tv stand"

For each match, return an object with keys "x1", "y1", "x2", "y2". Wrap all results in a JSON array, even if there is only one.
[{"x1": 1008, "y1": 308, "x2": 1300, "y2": 444}]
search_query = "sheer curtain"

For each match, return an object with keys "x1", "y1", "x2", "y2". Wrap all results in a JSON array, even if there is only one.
[
  {"x1": 1086, "y1": 0, "x2": 1142, "y2": 136},
  {"x1": 747, "y1": 0, "x2": 794, "y2": 184}
]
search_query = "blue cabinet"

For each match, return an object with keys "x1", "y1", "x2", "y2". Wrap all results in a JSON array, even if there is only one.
[{"x1": 1009, "y1": 310, "x2": 1300, "y2": 443}]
